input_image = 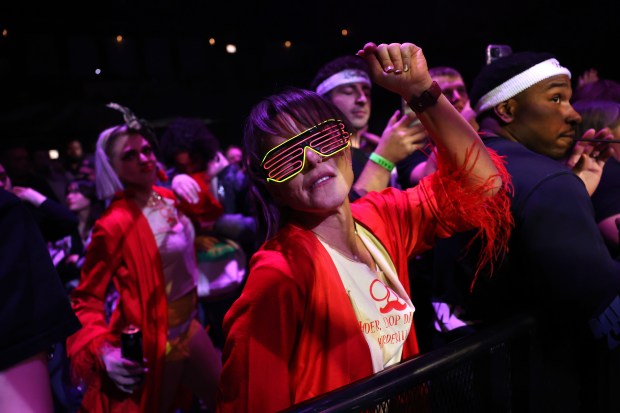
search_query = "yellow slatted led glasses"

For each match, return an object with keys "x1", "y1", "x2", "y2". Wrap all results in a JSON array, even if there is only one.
[{"x1": 260, "y1": 119, "x2": 351, "y2": 183}]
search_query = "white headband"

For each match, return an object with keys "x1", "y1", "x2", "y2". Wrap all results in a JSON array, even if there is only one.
[
  {"x1": 475, "y1": 58, "x2": 571, "y2": 114},
  {"x1": 315, "y1": 69, "x2": 371, "y2": 96}
]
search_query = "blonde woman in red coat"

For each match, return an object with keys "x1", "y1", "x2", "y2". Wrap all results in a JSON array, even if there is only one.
[{"x1": 67, "y1": 107, "x2": 221, "y2": 413}]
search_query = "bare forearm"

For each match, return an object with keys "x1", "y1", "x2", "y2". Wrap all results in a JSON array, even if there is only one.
[
  {"x1": 357, "y1": 41, "x2": 502, "y2": 194},
  {"x1": 416, "y1": 95, "x2": 501, "y2": 193},
  {"x1": 0, "y1": 352, "x2": 53, "y2": 413},
  {"x1": 352, "y1": 160, "x2": 392, "y2": 197}
]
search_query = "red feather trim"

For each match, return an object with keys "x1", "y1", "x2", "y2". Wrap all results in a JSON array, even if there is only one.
[
  {"x1": 68, "y1": 332, "x2": 118, "y2": 388},
  {"x1": 429, "y1": 144, "x2": 514, "y2": 291}
]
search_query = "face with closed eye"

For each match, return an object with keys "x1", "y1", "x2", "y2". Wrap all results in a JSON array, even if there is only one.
[{"x1": 328, "y1": 82, "x2": 372, "y2": 132}]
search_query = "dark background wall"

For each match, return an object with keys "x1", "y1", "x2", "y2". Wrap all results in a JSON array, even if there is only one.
[{"x1": 1, "y1": 0, "x2": 618, "y2": 153}]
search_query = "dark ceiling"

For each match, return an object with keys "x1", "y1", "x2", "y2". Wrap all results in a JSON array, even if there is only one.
[{"x1": 1, "y1": 0, "x2": 618, "y2": 152}]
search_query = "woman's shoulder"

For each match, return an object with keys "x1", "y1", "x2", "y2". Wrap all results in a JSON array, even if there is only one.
[
  {"x1": 245, "y1": 247, "x2": 310, "y2": 299},
  {"x1": 250, "y1": 226, "x2": 323, "y2": 280},
  {"x1": 258, "y1": 227, "x2": 315, "y2": 259},
  {"x1": 94, "y1": 197, "x2": 143, "y2": 234}
]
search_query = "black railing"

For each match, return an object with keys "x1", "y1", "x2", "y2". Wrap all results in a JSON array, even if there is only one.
[{"x1": 282, "y1": 313, "x2": 537, "y2": 413}]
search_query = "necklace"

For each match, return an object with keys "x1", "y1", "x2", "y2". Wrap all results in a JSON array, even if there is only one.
[
  {"x1": 146, "y1": 191, "x2": 164, "y2": 208},
  {"x1": 313, "y1": 230, "x2": 362, "y2": 263},
  {"x1": 145, "y1": 191, "x2": 179, "y2": 227}
]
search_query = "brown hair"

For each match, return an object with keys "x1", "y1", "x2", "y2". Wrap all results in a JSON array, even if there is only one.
[{"x1": 243, "y1": 87, "x2": 350, "y2": 240}]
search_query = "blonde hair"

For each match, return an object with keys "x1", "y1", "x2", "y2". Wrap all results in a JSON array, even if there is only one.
[{"x1": 94, "y1": 125, "x2": 127, "y2": 200}]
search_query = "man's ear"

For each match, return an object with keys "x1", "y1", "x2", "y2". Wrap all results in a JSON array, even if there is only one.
[{"x1": 494, "y1": 99, "x2": 516, "y2": 123}]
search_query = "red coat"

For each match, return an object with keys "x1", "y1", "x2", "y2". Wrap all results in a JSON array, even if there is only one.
[
  {"x1": 217, "y1": 155, "x2": 513, "y2": 412},
  {"x1": 66, "y1": 186, "x2": 186, "y2": 413}
]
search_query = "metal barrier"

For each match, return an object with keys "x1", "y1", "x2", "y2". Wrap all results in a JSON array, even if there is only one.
[{"x1": 282, "y1": 313, "x2": 537, "y2": 413}]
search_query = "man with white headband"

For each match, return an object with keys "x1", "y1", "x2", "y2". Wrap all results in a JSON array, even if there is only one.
[
  {"x1": 430, "y1": 50, "x2": 620, "y2": 411},
  {"x1": 310, "y1": 55, "x2": 424, "y2": 201},
  {"x1": 312, "y1": 57, "x2": 377, "y2": 152}
]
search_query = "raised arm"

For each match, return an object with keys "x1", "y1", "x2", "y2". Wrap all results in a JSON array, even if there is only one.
[{"x1": 357, "y1": 42, "x2": 501, "y2": 194}]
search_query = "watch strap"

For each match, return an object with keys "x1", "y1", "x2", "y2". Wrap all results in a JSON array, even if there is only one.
[{"x1": 407, "y1": 81, "x2": 442, "y2": 114}]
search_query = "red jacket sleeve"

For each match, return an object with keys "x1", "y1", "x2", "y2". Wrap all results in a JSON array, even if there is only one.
[
  {"x1": 217, "y1": 251, "x2": 305, "y2": 412},
  {"x1": 66, "y1": 218, "x2": 122, "y2": 383}
]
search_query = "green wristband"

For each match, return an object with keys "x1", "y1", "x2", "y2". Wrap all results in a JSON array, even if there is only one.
[{"x1": 369, "y1": 152, "x2": 395, "y2": 172}]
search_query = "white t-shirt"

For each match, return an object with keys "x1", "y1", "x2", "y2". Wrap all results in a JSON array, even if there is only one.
[{"x1": 317, "y1": 224, "x2": 415, "y2": 373}]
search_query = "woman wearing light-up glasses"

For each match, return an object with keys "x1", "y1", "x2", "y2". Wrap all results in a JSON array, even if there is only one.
[{"x1": 217, "y1": 42, "x2": 514, "y2": 412}]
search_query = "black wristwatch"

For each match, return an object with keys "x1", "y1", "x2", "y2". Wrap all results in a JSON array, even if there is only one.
[{"x1": 407, "y1": 81, "x2": 442, "y2": 114}]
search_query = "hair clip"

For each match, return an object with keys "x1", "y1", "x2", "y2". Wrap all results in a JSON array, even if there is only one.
[{"x1": 106, "y1": 102, "x2": 143, "y2": 130}]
